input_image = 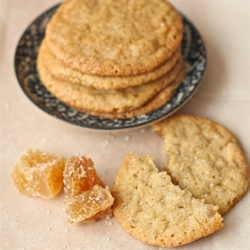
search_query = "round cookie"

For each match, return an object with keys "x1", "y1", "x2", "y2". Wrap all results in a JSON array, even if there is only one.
[
  {"x1": 41, "y1": 39, "x2": 181, "y2": 89},
  {"x1": 46, "y1": 0, "x2": 183, "y2": 76},
  {"x1": 79, "y1": 64, "x2": 186, "y2": 118},
  {"x1": 112, "y1": 153, "x2": 224, "y2": 247},
  {"x1": 152, "y1": 114, "x2": 250, "y2": 215},
  {"x1": 37, "y1": 50, "x2": 184, "y2": 113}
]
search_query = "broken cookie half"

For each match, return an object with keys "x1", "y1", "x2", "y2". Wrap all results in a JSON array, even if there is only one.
[{"x1": 112, "y1": 154, "x2": 224, "y2": 247}]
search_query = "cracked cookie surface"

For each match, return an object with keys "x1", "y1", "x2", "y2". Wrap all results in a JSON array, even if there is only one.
[
  {"x1": 112, "y1": 153, "x2": 224, "y2": 247},
  {"x1": 152, "y1": 114, "x2": 250, "y2": 215}
]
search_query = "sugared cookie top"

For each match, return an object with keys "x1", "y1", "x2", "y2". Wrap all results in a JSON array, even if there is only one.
[
  {"x1": 46, "y1": 0, "x2": 183, "y2": 76},
  {"x1": 112, "y1": 153, "x2": 224, "y2": 247},
  {"x1": 152, "y1": 114, "x2": 250, "y2": 214}
]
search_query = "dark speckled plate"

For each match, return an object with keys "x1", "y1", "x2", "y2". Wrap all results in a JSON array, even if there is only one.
[{"x1": 14, "y1": 4, "x2": 206, "y2": 131}]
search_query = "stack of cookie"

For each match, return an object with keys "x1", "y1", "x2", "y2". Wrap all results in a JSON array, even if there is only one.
[{"x1": 37, "y1": 0, "x2": 186, "y2": 119}]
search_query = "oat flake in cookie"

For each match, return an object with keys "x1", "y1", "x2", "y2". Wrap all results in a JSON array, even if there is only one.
[
  {"x1": 112, "y1": 154, "x2": 224, "y2": 247},
  {"x1": 152, "y1": 114, "x2": 250, "y2": 215},
  {"x1": 45, "y1": 0, "x2": 183, "y2": 76}
]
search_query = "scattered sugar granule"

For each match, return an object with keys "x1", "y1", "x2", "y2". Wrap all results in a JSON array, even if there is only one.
[
  {"x1": 125, "y1": 136, "x2": 130, "y2": 142},
  {"x1": 102, "y1": 140, "x2": 110, "y2": 147}
]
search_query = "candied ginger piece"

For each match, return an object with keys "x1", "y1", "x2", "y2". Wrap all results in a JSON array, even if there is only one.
[
  {"x1": 63, "y1": 155, "x2": 114, "y2": 224},
  {"x1": 11, "y1": 148, "x2": 66, "y2": 199},
  {"x1": 63, "y1": 155, "x2": 105, "y2": 197},
  {"x1": 63, "y1": 185, "x2": 114, "y2": 224}
]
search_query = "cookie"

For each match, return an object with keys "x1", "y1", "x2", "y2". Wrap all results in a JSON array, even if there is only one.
[
  {"x1": 78, "y1": 64, "x2": 186, "y2": 118},
  {"x1": 152, "y1": 114, "x2": 250, "y2": 215},
  {"x1": 37, "y1": 50, "x2": 184, "y2": 113},
  {"x1": 45, "y1": 0, "x2": 183, "y2": 76},
  {"x1": 112, "y1": 153, "x2": 224, "y2": 247},
  {"x1": 41, "y1": 39, "x2": 181, "y2": 89}
]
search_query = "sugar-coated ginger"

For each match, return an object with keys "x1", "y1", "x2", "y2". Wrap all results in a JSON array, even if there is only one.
[
  {"x1": 11, "y1": 148, "x2": 66, "y2": 199},
  {"x1": 63, "y1": 155, "x2": 114, "y2": 224}
]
